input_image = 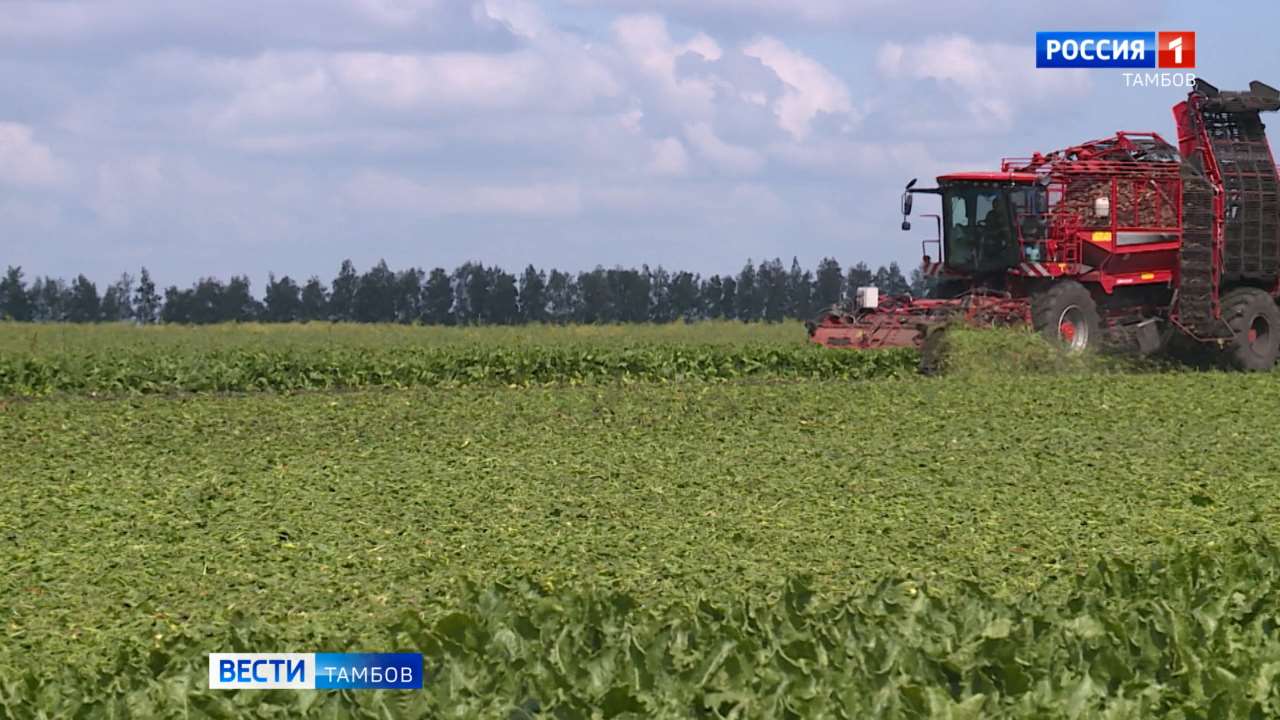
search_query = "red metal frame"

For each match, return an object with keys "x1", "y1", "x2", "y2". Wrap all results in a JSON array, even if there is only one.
[
  {"x1": 919, "y1": 213, "x2": 943, "y2": 272},
  {"x1": 1003, "y1": 132, "x2": 1183, "y2": 293},
  {"x1": 807, "y1": 293, "x2": 1030, "y2": 350}
]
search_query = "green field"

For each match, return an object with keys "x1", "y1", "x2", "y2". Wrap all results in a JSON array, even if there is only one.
[
  {"x1": 3, "y1": 324, "x2": 1280, "y2": 716},
  {"x1": 0, "y1": 320, "x2": 805, "y2": 354}
]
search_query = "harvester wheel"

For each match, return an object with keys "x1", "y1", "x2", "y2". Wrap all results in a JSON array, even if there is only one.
[
  {"x1": 1220, "y1": 287, "x2": 1280, "y2": 371},
  {"x1": 1031, "y1": 280, "x2": 1099, "y2": 353}
]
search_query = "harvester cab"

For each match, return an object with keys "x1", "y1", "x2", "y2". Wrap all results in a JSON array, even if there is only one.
[
  {"x1": 810, "y1": 79, "x2": 1280, "y2": 371},
  {"x1": 906, "y1": 175, "x2": 1045, "y2": 284}
]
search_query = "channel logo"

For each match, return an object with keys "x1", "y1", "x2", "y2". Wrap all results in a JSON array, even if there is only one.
[
  {"x1": 208, "y1": 653, "x2": 423, "y2": 690},
  {"x1": 1158, "y1": 31, "x2": 1195, "y2": 69},
  {"x1": 1036, "y1": 31, "x2": 1195, "y2": 69}
]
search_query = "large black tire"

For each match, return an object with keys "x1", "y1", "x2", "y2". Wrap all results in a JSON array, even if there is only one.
[
  {"x1": 1220, "y1": 287, "x2": 1280, "y2": 371},
  {"x1": 1031, "y1": 280, "x2": 1100, "y2": 353}
]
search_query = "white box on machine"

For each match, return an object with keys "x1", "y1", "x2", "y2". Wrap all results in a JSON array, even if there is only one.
[{"x1": 855, "y1": 286, "x2": 879, "y2": 309}]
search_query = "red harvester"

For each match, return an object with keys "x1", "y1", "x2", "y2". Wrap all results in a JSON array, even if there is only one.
[{"x1": 808, "y1": 79, "x2": 1280, "y2": 370}]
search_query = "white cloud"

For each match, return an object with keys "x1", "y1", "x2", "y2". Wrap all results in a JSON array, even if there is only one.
[
  {"x1": 193, "y1": 42, "x2": 619, "y2": 131},
  {"x1": 0, "y1": 0, "x2": 504, "y2": 48},
  {"x1": 768, "y1": 139, "x2": 939, "y2": 179},
  {"x1": 135, "y1": 10, "x2": 857, "y2": 181},
  {"x1": 0, "y1": 0, "x2": 1125, "y2": 283},
  {"x1": 572, "y1": 0, "x2": 869, "y2": 26},
  {"x1": 89, "y1": 156, "x2": 237, "y2": 227},
  {"x1": 0, "y1": 123, "x2": 66, "y2": 188},
  {"x1": 349, "y1": 0, "x2": 444, "y2": 27},
  {"x1": 742, "y1": 36, "x2": 856, "y2": 140},
  {"x1": 605, "y1": 13, "x2": 865, "y2": 172},
  {"x1": 206, "y1": 54, "x2": 338, "y2": 128},
  {"x1": 335, "y1": 51, "x2": 548, "y2": 110},
  {"x1": 228, "y1": 128, "x2": 443, "y2": 155},
  {"x1": 683, "y1": 121, "x2": 765, "y2": 175},
  {"x1": 0, "y1": 196, "x2": 64, "y2": 236},
  {"x1": 876, "y1": 35, "x2": 1090, "y2": 131},
  {"x1": 648, "y1": 137, "x2": 690, "y2": 176},
  {"x1": 477, "y1": 0, "x2": 551, "y2": 38},
  {"x1": 344, "y1": 171, "x2": 583, "y2": 217},
  {"x1": 586, "y1": 181, "x2": 784, "y2": 223},
  {"x1": 566, "y1": 0, "x2": 1169, "y2": 39},
  {"x1": 0, "y1": 2, "x2": 111, "y2": 41},
  {"x1": 336, "y1": 50, "x2": 618, "y2": 115},
  {"x1": 612, "y1": 15, "x2": 721, "y2": 119}
]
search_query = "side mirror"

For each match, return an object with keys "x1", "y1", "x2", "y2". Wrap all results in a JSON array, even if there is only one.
[{"x1": 900, "y1": 178, "x2": 918, "y2": 232}]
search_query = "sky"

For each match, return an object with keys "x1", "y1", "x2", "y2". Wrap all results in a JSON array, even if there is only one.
[{"x1": 2, "y1": 0, "x2": 1279, "y2": 287}]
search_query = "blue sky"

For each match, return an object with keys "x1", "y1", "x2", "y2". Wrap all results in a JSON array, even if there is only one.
[{"x1": 1, "y1": 0, "x2": 1278, "y2": 287}]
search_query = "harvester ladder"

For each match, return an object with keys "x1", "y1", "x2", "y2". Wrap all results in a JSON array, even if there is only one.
[{"x1": 1044, "y1": 179, "x2": 1083, "y2": 267}]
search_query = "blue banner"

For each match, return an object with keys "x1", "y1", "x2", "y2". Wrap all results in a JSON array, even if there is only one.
[
  {"x1": 314, "y1": 653, "x2": 423, "y2": 690},
  {"x1": 1036, "y1": 32, "x2": 1157, "y2": 68},
  {"x1": 209, "y1": 652, "x2": 423, "y2": 690}
]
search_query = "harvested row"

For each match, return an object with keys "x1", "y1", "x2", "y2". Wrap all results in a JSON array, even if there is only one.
[
  {"x1": 0, "y1": 344, "x2": 917, "y2": 395},
  {"x1": 5, "y1": 542, "x2": 1280, "y2": 718}
]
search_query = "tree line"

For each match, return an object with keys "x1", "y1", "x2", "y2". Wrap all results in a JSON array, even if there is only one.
[{"x1": 0, "y1": 258, "x2": 924, "y2": 325}]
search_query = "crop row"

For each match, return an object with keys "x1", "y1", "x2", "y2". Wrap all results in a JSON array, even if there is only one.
[
  {"x1": 0, "y1": 320, "x2": 808, "y2": 354},
  {"x1": 0, "y1": 345, "x2": 917, "y2": 395},
  {"x1": 3, "y1": 541, "x2": 1277, "y2": 718}
]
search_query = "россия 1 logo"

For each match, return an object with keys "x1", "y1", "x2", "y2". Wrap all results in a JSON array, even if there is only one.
[{"x1": 1036, "y1": 31, "x2": 1195, "y2": 69}]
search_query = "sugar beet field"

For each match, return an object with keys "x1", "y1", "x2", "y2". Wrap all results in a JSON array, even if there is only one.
[{"x1": 5, "y1": 322, "x2": 1280, "y2": 717}]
